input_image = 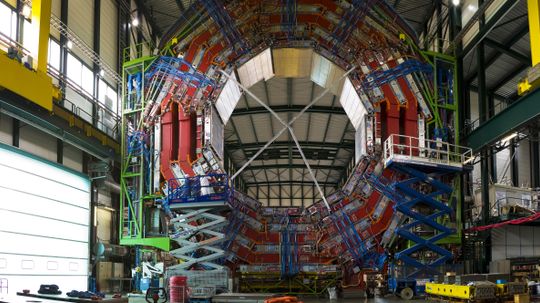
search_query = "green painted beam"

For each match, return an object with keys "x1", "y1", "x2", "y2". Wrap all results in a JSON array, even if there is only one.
[
  {"x1": 120, "y1": 237, "x2": 170, "y2": 251},
  {"x1": 466, "y1": 88, "x2": 540, "y2": 152}
]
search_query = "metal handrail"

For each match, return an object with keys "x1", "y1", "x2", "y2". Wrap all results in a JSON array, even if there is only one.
[
  {"x1": 168, "y1": 174, "x2": 231, "y2": 203},
  {"x1": 383, "y1": 134, "x2": 474, "y2": 167}
]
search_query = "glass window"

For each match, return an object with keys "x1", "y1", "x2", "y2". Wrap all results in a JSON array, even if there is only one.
[
  {"x1": 0, "y1": 2, "x2": 15, "y2": 40},
  {"x1": 81, "y1": 65, "x2": 94, "y2": 95},
  {"x1": 107, "y1": 86, "x2": 118, "y2": 114},
  {"x1": 98, "y1": 79, "x2": 118, "y2": 114},
  {"x1": 22, "y1": 19, "x2": 34, "y2": 53},
  {"x1": 48, "y1": 39, "x2": 61, "y2": 71},
  {"x1": 66, "y1": 53, "x2": 82, "y2": 85}
]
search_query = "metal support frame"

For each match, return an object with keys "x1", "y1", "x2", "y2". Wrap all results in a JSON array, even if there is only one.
[
  {"x1": 119, "y1": 57, "x2": 170, "y2": 251},
  {"x1": 220, "y1": 67, "x2": 355, "y2": 212}
]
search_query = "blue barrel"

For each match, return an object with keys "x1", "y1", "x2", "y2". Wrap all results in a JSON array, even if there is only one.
[{"x1": 140, "y1": 278, "x2": 151, "y2": 292}]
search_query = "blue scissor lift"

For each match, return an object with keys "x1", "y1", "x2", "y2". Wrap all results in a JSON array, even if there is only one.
[{"x1": 381, "y1": 134, "x2": 472, "y2": 299}]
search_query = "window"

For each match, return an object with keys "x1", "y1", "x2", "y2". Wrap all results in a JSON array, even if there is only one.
[
  {"x1": 98, "y1": 79, "x2": 118, "y2": 113},
  {"x1": 48, "y1": 39, "x2": 61, "y2": 71},
  {"x1": 22, "y1": 19, "x2": 35, "y2": 53},
  {"x1": 0, "y1": 2, "x2": 17, "y2": 41},
  {"x1": 66, "y1": 53, "x2": 94, "y2": 96},
  {"x1": 81, "y1": 65, "x2": 94, "y2": 95},
  {"x1": 67, "y1": 53, "x2": 82, "y2": 84}
]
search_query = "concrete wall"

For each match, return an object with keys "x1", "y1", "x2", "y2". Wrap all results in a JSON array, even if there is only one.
[{"x1": 491, "y1": 225, "x2": 540, "y2": 260}]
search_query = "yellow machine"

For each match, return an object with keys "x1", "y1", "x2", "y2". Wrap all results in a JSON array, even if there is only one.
[
  {"x1": 496, "y1": 282, "x2": 528, "y2": 299},
  {"x1": 426, "y1": 281, "x2": 528, "y2": 302}
]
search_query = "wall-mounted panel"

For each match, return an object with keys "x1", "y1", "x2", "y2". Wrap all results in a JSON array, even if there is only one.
[
  {"x1": 68, "y1": 0, "x2": 94, "y2": 65},
  {"x1": 0, "y1": 144, "x2": 90, "y2": 293}
]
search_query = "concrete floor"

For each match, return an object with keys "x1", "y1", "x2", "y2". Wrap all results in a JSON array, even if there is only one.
[
  {"x1": 128, "y1": 296, "x2": 423, "y2": 303},
  {"x1": 301, "y1": 298, "x2": 417, "y2": 302}
]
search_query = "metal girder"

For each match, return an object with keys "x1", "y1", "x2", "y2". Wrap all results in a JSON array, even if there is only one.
[
  {"x1": 231, "y1": 105, "x2": 346, "y2": 116},
  {"x1": 175, "y1": 0, "x2": 186, "y2": 11},
  {"x1": 245, "y1": 181, "x2": 338, "y2": 186},
  {"x1": 133, "y1": 0, "x2": 162, "y2": 38},
  {"x1": 459, "y1": 0, "x2": 520, "y2": 57},
  {"x1": 0, "y1": 97, "x2": 117, "y2": 162},
  {"x1": 484, "y1": 39, "x2": 531, "y2": 65},
  {"x1": 465, "y1": 88, "x2": 540, "y2": 152},
  {"x1": 489, "y1": 64, "x2": 529, "y2": 92},
  {"x1": 465, "y1": 22, "x2": 529, "y2": 82},
  {"x1": 225, "y1": 141, "x2": 354, "y2": 150},
  {"x1": 243, "y1": 164, "x2": 345, "y2": 171}
]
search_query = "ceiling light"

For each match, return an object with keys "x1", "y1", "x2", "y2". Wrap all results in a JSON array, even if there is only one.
[
  {"x1": 468, "y1": 4, "x2": 477, "y2": 11},
  {"x1": 452, "y1": 0, "x2": 460, "y2": 6},
  {"x1": 66, "y1": 40, "x2": 73, "y2": 49},
  {"x1": 21, "y1": 3, "x2": 31, "y2": 19},
  {"x1": 100, "y1": 69, "x2": 105, "y2": 77},
  {"x1": 500, "y1": 132, "x2": 518, "y2": 144},
  {"x1": 131, "y1": 18, "x2": 139, "y2": 27}
]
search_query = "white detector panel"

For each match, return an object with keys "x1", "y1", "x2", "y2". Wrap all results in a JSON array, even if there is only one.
[
  {"x1": 310, "y1": 52, "x2": 346, "y2": 96},
  {"x1": 215, "y1": 72, "x2": 242, "y2": 125},
  {"x1": 339, "y1": 78, "x2": 367, "y2": 130},
  {"x1": 237, "y1": 48, "x2": 274, "y2": 88},
  {"x1": 0, "y1": 145, "x2": 90, "y2": 295}
]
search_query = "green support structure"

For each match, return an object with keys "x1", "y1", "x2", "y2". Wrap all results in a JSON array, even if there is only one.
[
  {"x1": 119, "y1": 54, "x2": 170, "y2": 251},
  {"x1": 466, "y1": 88, "x2": 540, "y2": 152}
]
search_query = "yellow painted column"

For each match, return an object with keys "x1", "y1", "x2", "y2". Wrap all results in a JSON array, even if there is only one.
[
  {"x1": 528, "y1": 0, "x2": 540, "y2": 66},
  {"x1": 30, "y1": 0, "x2": 52, "y2": 73}
]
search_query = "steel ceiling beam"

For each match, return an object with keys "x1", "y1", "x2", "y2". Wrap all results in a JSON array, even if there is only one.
[
  {"x1": 245, "y1": 181, "x2": 338, "y2": 186},
  {"x1": 231, "y1": 105, "x2": 346, "y2": 116},
  {"x1": 225, "y1": 141, "x2": 354, "y2": 150},
  {"x1": 484, "y1": 38, "x2": 531, "y2": 65},
  {"x1": 243, "y1": 164, "x2": 346, "y2": 171},
  {"x1": 465, "y1": 22, "x2": 529, "y2": 83},
  {"x1": 458, "y1": 0, "x2": 520, "y2": 58},
  {"x1": 489, "y1": 64, "x2": 529, "y2": 92},
  {"x1": 175, "y1": 0, "x2": 185, "y2": 11}
]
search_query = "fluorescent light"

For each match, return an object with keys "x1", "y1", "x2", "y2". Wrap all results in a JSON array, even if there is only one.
[
  {"x1": 452, "y1": 0, "x2": 460, "y2": 5},
  {"x1": 100, "y1": 69, "x2": 105, "y2": 77},
  {"x1": 66, "y1": 40, "x2": 73, "y2": 49},
  {"x1": 132, "y1": 18, "x2": 139, "y2": 27},
  {"x1": 22, "y1": 3, "x2": 31, "y2": 18},
  {"x1": 467, "y1": 4, "x2": 477, "y2": 11},
  {"x1": 501, "y1": 132, "x2": 518, "y2": 144}
]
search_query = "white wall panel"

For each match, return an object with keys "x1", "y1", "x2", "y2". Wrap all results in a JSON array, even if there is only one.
[
  {"x1": 19, "y1": 126, "x2": 57, "y2": 163},
  {"x1": 50, "y1": 0, "x2": 62, "y2": 39},
  {"x1": 100, "y1": 0, "x2": 118, "y2": 74},
  {"x1": 491, "y1": 225, "x2": 540, "y2": 260},
  {"x1": 0, "y1": 145, "x2": 90, "y2": 293},
  {"x1": 68, "y1": 0, "x2": 94, "y2": 65},
  {"x1": 517, "y1": 140, "x2": 531, "y2": 187},
  {"x1": 496, "y1": 147, "x2": 512, "y2": 184},
  {"x1": 96, "y1": 208, "x2": 112, "y2": 244},
  {"x1": 64, "y1": 143, "x2": 83, "y2": 172}
]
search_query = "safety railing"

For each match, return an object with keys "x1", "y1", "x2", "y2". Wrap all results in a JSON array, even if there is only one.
[
  {"x1": 168, "y1": 174, "x2": 231, "y2": 203},
  {"x1": 383, "y1": 134, "x2": 473, "y2": 168}
]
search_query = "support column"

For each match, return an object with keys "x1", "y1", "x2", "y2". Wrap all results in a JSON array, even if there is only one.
[
  {"x1": 59, "y1": 0, "x2": 69, "y2": 100},
  {"x1": 528, "y1": 0, "x2": 540, "y2": 66},
  {"x1": 29, "y1": 0, "x2": 52, "y2": 73},
  {"x1": 93, "y1": 0, "x2": 101, "y2": 127},
  {"x1": 57, "y1": 138, "x2": 63, "y2": 164},
  {"x1": 511, "y1": 139, "x2": 519, "y2": 186},
  {"x1": 12, "y1": 119, "x2": 20, "y2": 148},
  {"x1": 530, "y1": 131, "x2": 540, "y2": 188}
]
